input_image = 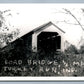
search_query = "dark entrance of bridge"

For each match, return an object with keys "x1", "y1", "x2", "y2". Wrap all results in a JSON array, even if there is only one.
[{"x1": 37, "y1": 32, "x2": 61, "y2": 52}]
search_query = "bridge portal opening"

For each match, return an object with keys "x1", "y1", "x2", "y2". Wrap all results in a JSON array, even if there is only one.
[{"x1": 37, "y1": 32, "x2": 61, "y2": 52}]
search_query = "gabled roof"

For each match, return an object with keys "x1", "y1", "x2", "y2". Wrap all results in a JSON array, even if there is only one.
[
  {"x1": 0, "y1": 21, "x2": 65, "y2": 51},
  {"x1": 32, "y1": 21, "x2": 65, "y2": 33},
  {"x1": 17, "y1": 21, "x2": 65, "y2": 40}
]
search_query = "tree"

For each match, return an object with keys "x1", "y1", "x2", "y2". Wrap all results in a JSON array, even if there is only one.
[
  {"x1": 55, "y1": 8, "x2": 84, "y2": 49},
  {"x1": 63, "y1": 9, "x2": 84, "y2": 47},
  {"x1": 65, "y1": 44, "x2": 78, "y2": 54},
  {"x1": 0, "y1": 10, "x2": 20, "y2": 48}
]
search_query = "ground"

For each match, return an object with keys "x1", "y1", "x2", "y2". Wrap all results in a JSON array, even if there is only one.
[{"x1": 0, "y1": 49, "x2": 84, "y2": 76}]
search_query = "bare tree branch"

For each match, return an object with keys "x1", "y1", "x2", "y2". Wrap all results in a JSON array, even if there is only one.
[
  {"x1": 55, "y1": 20, "x2": 84, "y2": 26},
  {"x1": 81, "y1": 8, "x2": 84, "y2": 13},
  {"x1": 63, "y1": 8, "x2": 84, "y2": 31},
  {"x1": 62, "y1": 8, "x2": 84, "y2": 47}
]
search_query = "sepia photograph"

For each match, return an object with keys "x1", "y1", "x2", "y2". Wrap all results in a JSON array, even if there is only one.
[{"x1": 0, "y1": 4, "x2": 84, "y2": 78}]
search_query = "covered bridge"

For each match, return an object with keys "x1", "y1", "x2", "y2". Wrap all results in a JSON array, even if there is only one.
[{"x1": 1, "y1": 21, "x2": 66, "y2": 56}]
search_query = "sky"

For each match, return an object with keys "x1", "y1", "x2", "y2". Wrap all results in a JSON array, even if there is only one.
[{"x1": 0, "y1": 4, "x2": 84, "y2": 47}]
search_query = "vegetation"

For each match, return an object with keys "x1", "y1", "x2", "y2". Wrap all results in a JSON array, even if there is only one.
[
  {"x1": 0, "y1": 44, "x2": 84, "y2": 76},
  {"x1": 0, "y1": 10, "x2": 20, "y2": 48}
]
